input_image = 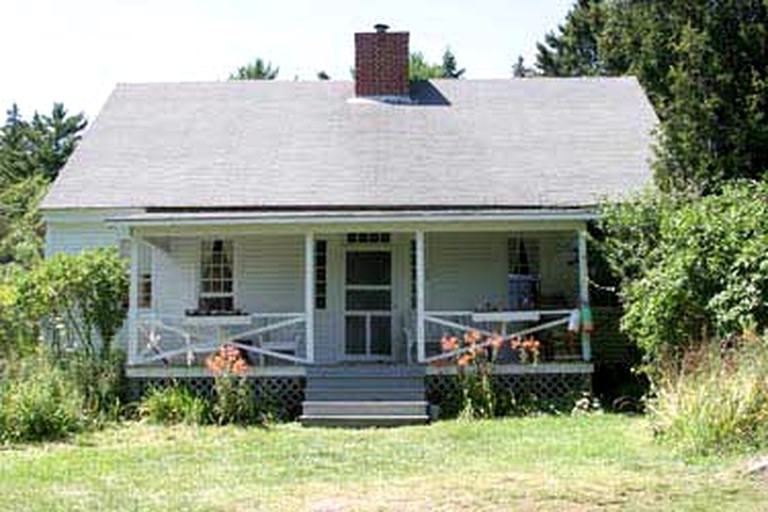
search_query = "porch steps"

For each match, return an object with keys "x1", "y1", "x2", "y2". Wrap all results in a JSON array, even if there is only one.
[{"x1": 300, "y1": 365, "x2": 429, "y2": 427}]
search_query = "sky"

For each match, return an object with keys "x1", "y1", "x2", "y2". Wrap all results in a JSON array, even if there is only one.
[{"x1": 0, "y1": 0, "x2": 574, "y2": 120}]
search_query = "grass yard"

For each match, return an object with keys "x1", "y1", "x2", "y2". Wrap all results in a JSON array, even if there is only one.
[{"x1": 0, "y1": 414, "x2": 766, "y2": 511}]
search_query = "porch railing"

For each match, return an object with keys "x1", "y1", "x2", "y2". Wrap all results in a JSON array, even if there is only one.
[
  {"x1": 420, "y1": 309, "x2": 582, "y2": 363},
  {"x1": 133, "y1": 312, "x2": 309, "y2": 367}
]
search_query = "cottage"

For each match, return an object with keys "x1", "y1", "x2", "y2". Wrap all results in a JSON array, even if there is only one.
[{"x1": 41, "y1": 25, "x2": 657, "y2": 425}]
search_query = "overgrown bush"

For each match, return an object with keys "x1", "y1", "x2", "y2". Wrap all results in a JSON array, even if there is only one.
[
  {"x1": 600, "y1": 181, "x2": 768, "y2": 370},
  {"x1": 648, "y1": 332, "x2": 768, "y2": 456},
  {"x1": 139, "y1": 385, "x2": 209, "y2": 425},
  {"x1": 0, "y1": 349, "x2": 84, "y2": 443},
  {"x1": 62, "y1": 349, "x2": 126, "y2": 422},
  {"x1": 14, "y1": 247, "x2": 128, "y2": 357}
]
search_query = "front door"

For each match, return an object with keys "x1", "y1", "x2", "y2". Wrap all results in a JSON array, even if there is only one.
[{"x1": 343, "y1": 249, "x2": 393, "y2": 360}]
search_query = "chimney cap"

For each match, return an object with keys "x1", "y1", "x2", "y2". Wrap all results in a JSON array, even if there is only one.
[{"x1": 374, "y1": 23, "x2": 389, "y2": 33}]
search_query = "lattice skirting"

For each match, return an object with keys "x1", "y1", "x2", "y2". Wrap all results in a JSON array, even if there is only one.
[
  {"x1": 128, "y1": 377, "x2": 305, "y2": 420},
  {"x1": 426, "y1": 373, "x2": 592, "y2": 417}
]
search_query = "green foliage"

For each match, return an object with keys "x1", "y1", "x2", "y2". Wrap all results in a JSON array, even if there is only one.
[
  {"x1": 600, "y1": 182, "x2": 768, "y2": 365},
  {"x1": 649, "y1": 333, "x2": 768, "y2": 456},
  {"x1": 0, "y1": 103, "x2": 86, "y2": 187},
  {"x1": 535, "y1": 1, "x2": 768, "y2": 193},
  {"x1": 229, "y1": 58, "x2": 279, "y2": 80},
  {"x1": 62, "y1": 349, "x2": 126, "y2": 422},
  {"x1": 205, "y1": 345, "x2": 261, "y2": 425},
  {"x1": 512, "y1": 56, "x2": 536, "y2": 78},
  {"x1": 409, "y1": 48, "x2": 466, "y2": 81},
  {"x1": 14, "y1": 248, "x2": 128, "y2": 357},
  {"x1": 536, "y1": 0, "x2": 608, "y2": 76},
  {"x1": 440, "y1": 48, "x2": 465, "y2": 78},
  {"x1": 409, "y1": 51, "x2": 443, "y2": 81},
  {"x1": 139, "y1": 385, "x2": 208, "y2": 425},
  {"x1": 0, "y1": 175, "x2": 48, "y2": 266},
  {"x1": 0, "y1": 349, "x2": 85, "y2": 443}
]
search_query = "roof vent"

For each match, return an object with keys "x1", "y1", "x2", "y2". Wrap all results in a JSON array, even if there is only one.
[{"x1": 374, "y1": 23, "x2": 389, "y2": 33}]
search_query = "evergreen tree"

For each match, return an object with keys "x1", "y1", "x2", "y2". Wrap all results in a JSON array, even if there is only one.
[
  {"x1": 229, "y1": 58, "x2": 279, "y2": 80},
  {"x1": 440, "y1": 48, "x2": 465, "y2": 78},
  {"x1": 534, "y1": 0, "x2": 768, "y2": 193}
]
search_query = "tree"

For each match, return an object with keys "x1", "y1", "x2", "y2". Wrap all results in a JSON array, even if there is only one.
[
  {"x1": 0, "y1": 103, "x2": 86, "y2": 187},
  {"x1": 512, "y1": 56, "x2": 536, "y2": 78},
  {"x1": 534, "y1": 1, "x2": 768, "y2": 193},
  {"x1": 409, "y1": 52, "x2": 443, "y2": 81},
  {"x1": 228, "y1": 58, "x2": 279, "y2": 80},
  {"x1": 535, "y1": 0, "x2": 609, "y2": 77},
  {"x1": 440, "y1": 48, "x2": 465, "y2": 78}
]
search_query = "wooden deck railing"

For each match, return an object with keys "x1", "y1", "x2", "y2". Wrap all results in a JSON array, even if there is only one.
[
  {"x1": 133, "y1": 312, "x2": 309, "y2": 367},
  {"x1": 420, "y1": 309, "x2": 584, "y2": 363}
]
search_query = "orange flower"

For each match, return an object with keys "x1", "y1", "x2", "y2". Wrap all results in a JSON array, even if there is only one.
[
  {"x1": 489, "y1": 334, "x2": 504, "y2": 350},
  {"x1": 510, "y1": 337, "x2": 521, "y2": 350},
  {"x1": 457, "y1": 353, "x2": 473, "y2": 367},
  {"x1": 463, "y1": 330, "x2": 481, "y2": 346},
  {"x1": 441, "y1": 335, "x2": 459, "y2": 352},
  {"x1": 206, "y1": 344, "x2": 249, "y2": 376}
]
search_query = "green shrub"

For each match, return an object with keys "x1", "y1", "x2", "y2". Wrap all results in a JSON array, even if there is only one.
[
  {"x1": 15, "y1": 247, "x2": 128, "y2": 357},
  {"x1": 138, "y1": 385, "x2": 209, "y2": 425},
  {"x1": 62, "y1": 349, "x2": 126, "y2": 422},
  {"x1": 648, "y1": 332, "x2": 768, "y2": 456},
  {"x1": 600, "y1": 182, "x2": 768, "y2": 368},
  {"x1": 0, "y1": 350, "x2": 84, "y2": 443}
]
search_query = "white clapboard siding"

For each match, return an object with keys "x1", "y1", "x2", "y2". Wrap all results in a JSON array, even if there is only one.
[
  {"x1": 236, "y1": 235, "x2": 304, "y2": 314},
  {"x1": 425, "y1": 231, "x2": 577, "y2": 311},
  {"x1": 45, "y1": 222, "x2": 118, "y2": 257},
  {"x1": 425, "y1": 232, "x2": 508, "y2": 311},
  {"x1": 152, "y1": 238, "x2": 199, "y2": 316}
]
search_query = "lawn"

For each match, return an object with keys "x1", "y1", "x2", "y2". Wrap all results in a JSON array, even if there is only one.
[{"x1": 0, "y1": 414, "x2": 766, "y2": 511}]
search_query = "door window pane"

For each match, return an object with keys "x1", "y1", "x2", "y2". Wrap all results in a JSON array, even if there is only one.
[
  {"x1": 345, "y1": 316, "x2": 366, "y2": 355},
  {"x1": 346, "y1": 252, "x2": 391, "y2": 285},
  {"x1": 370, "y1": 316, "x2": 392, "y2": 356},
  {"x1": 346, "y1": 290, "x2": 391, "y2": 311}
]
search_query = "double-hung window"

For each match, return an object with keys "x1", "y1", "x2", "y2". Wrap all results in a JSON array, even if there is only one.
[{"x1": 199, "y1": 239, "x2": 234, "y2": 313}]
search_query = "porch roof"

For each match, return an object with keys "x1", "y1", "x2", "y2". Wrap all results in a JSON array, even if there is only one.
[
  {"x1": 42, "y1": 78, "x2": 657, "y2": 211},
  {"x1": 107, "y1": 207, "x2": 597, "y2": 228}
]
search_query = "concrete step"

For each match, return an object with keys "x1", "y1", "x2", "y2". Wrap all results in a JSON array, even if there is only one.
[
  {"x1": 305, "y1": 388, "x2": 425, "y2": 402},
  {"x1": 300, "y1": 414, "x2": 429, "y2": 428},
  {"x1": 306, "y1": 365, "x2": 426, "y2": 378},
  {"x1": 302, "y1": 400, "x2": 428, "y2": 417},
  {"x1": 306, "y1": 376, "x2": 425, "y2": 391}
]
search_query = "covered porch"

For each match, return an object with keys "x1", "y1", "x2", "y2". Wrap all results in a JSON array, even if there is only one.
[{"x1": 114, "y1": 211, "x2": 594, "y2": 378}]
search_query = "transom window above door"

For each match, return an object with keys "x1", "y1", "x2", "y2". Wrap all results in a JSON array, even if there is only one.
[{"x1": 346, "y1": 232, "x2": 391, "y2": 244}]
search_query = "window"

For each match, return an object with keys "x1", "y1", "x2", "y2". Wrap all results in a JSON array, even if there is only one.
[
  {"x1": 346, "y1": 232, "x2": 391, "y2": 244},
  {"x1": 507, "y1": 236, "x2": 539, "y2": 309},
  {"x1": 138, "y1": 243, "x2": 152, "y2": 309},
  {"x1": 315, "y1": 240, "x2": 327, "y2": 309},
  {"x1": 199, "y1": 239, "x2": 234, "y2": 313},
  {"x1": 508, "y1": 236, "x2": 539, "y2": 276}
]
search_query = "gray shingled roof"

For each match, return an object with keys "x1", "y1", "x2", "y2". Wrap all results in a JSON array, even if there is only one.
[{"x1": 41, "y1": 77, "x2": 657, "y2": 210}]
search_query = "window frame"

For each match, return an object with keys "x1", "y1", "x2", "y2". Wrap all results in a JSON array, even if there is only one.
[{"x1": 198, "y1": 239, "x2": 235, "y2": 313}]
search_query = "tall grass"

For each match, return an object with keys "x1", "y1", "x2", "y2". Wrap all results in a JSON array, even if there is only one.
[
  {"x1": 648, "y1": 332, "x2": 768, "y2": 456},
  {"x1": 0, "y1": 349, "x2": 85, "y2": 443}
]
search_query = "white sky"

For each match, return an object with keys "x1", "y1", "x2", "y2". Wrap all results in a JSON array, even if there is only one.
[{"x1": 0, "y1": 0, "x2": 574, "y2": 120}]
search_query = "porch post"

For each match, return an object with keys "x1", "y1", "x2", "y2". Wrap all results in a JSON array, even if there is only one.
[
  {"x1": 127, "y1": 232, "x2": 140, "y2": 366},
  {"x1": 577, "y1": 228, "x2": 592, "y2": 361},
  {"x1": 415, "y1": 230, "x2": 426, "y2": 363},
  {"x1": 304, "y1": 232, "x2": 315, "y2": 364}
]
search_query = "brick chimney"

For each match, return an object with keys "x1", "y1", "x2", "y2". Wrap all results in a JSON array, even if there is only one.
[{"x1": 354, "y1": 24, "x2": 409, "y2": 97}]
